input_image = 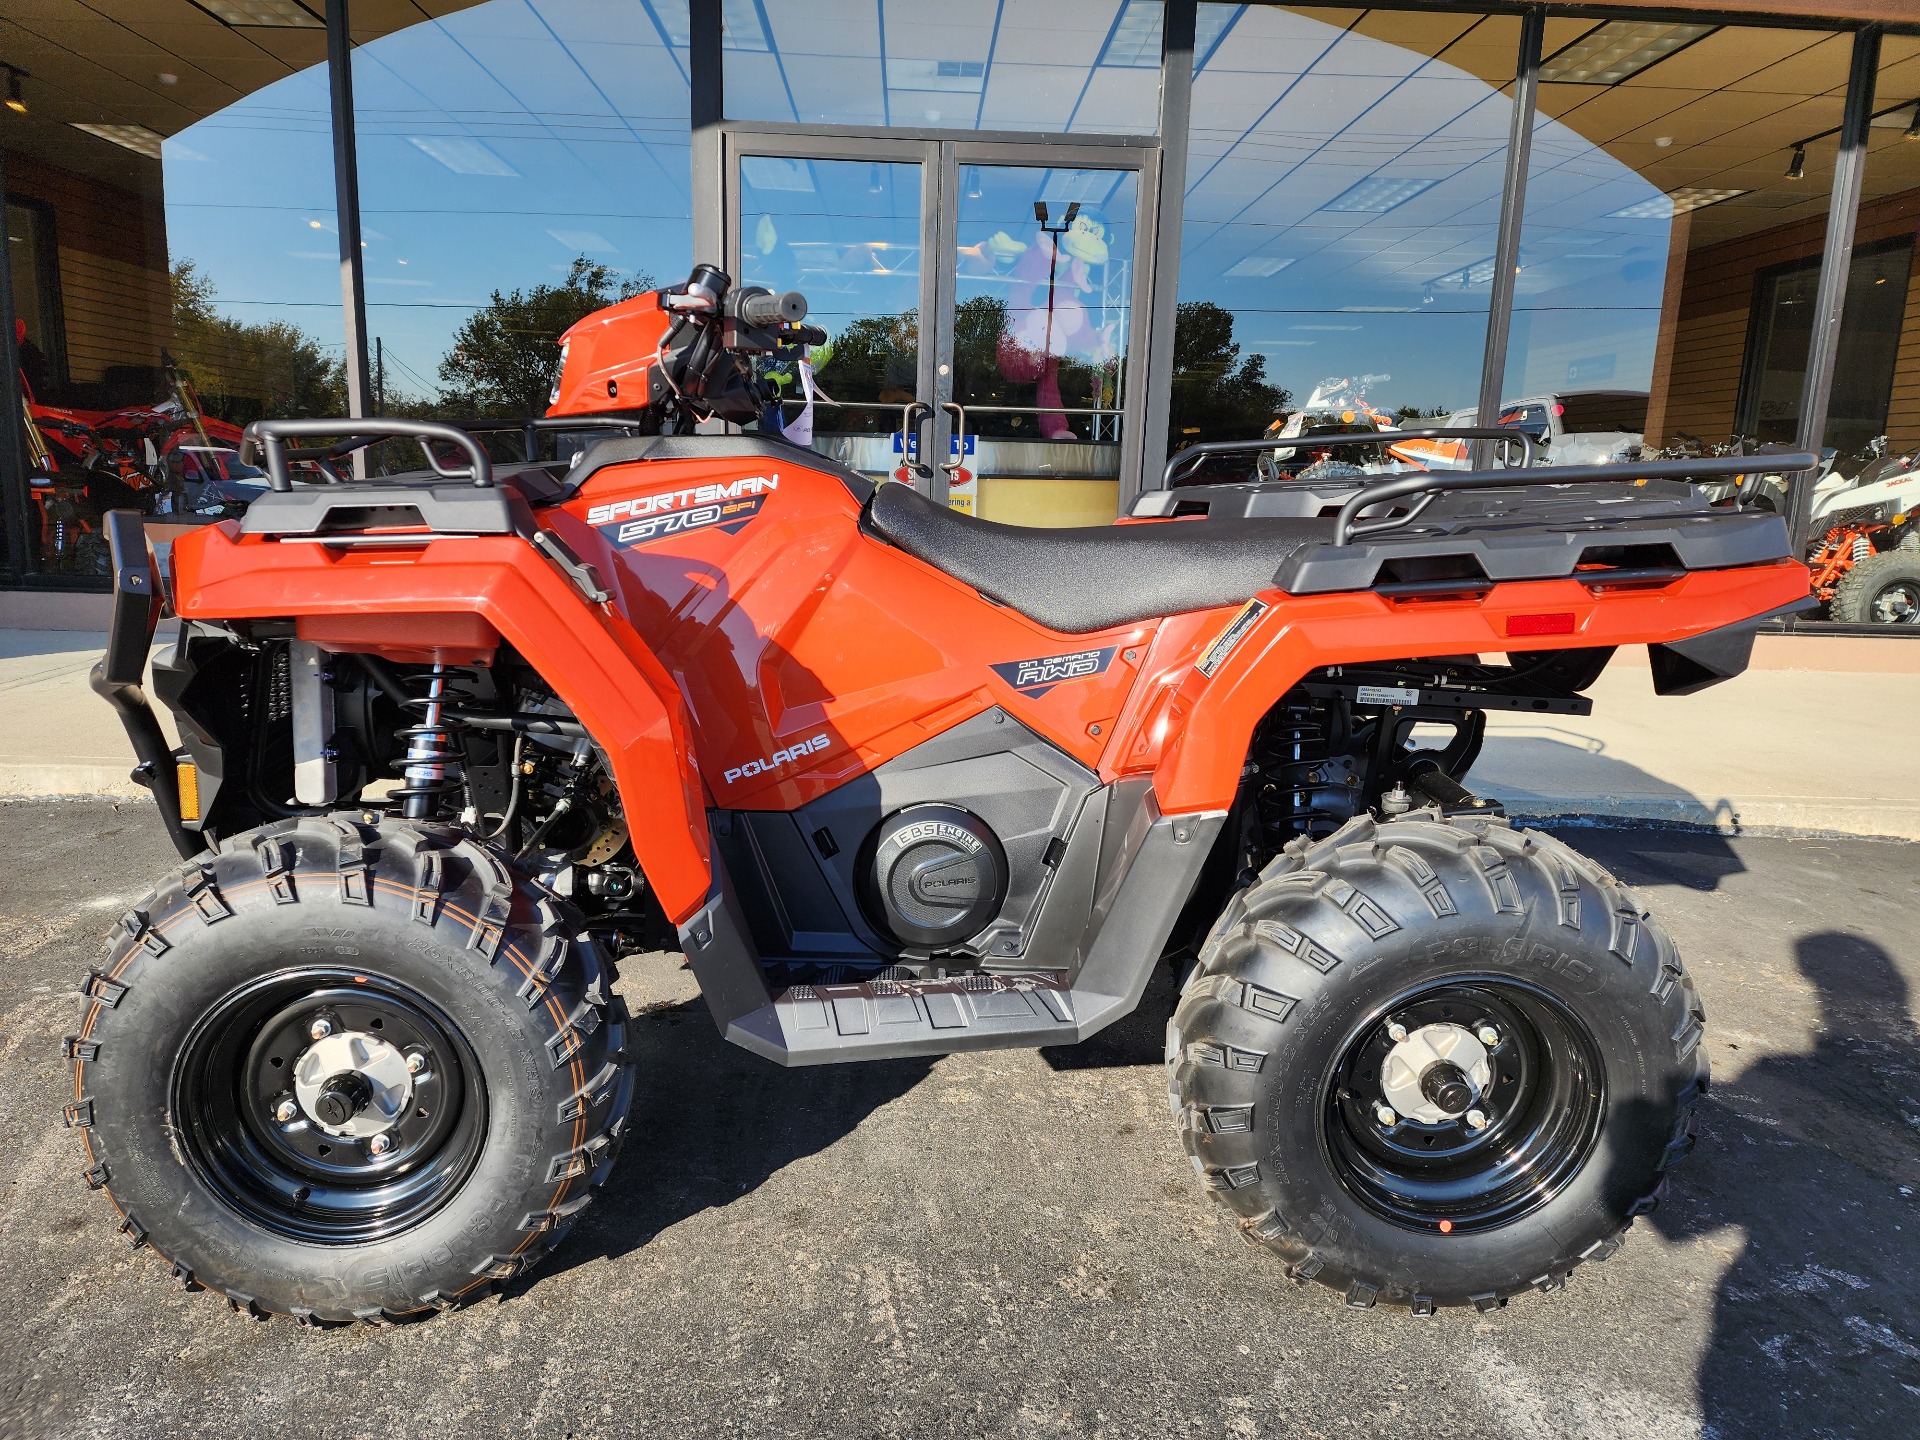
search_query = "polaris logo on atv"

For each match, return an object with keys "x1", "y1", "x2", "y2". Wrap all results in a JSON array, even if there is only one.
[
  {"x1": 588, "y1": 475, "x2": 778, "y2": 547},
  {"x1": 724, "y1": 732, "x2": 831, "y2": 785},
  {"x1": 990, "y1": 646, "x2": 1116, "y2": 698}
]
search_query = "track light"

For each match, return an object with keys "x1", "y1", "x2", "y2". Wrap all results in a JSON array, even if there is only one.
[
  {"x1": 3, "y1": 66, "x2": 26, "y2": 115},
  {"x1": 1786, "y1": 145, "x2": 1806, "y2": 180}
]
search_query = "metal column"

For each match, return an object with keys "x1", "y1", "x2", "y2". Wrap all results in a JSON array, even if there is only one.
[
  {"x1": 0, "y1": 144, "x2": 34, "y2": 580},
  {"x1": 1136, "y1": 0, "x2": 1194, "y2": 502},
  {"x1": 1790, "y1": 25, "x2": 1882, "y2": 550},
  {"x1": 1473, "y1": 6, "x2": 1544, "y2": 468},
  {"x1": 691, "y1": 0, "x2": 724, "y2": 269},
  {"x1": 327, "y1": 0, "x2": 372, "y2": 449}
]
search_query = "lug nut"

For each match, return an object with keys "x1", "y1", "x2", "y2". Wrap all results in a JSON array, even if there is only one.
[
  {"x1": 405, "y1": 1051, "x2": 427, "y2": 1075},
  {"x1": 1375, "y1": 1104, "x2": 1398, "y2": 1127},
  {"x1": 368, "y1": 1134, "x2": 393, "y2": 1156},
  {"x1": 308, "y1": 1016, "x2": 333, "y2": 1040},
  {"x1": 274, "y1": 1099, "x2": 299, "y2": 1123},
  {"x1": 1476, "y1": 1025, "x2": 1499, "y2": 1048},
  {"x1": 1387, "y1": 1022, "x2": 1409, "y2": 1043},
  {"x1": 1466, "y1": 1108, "x2": 1488, "y2": 1130}
]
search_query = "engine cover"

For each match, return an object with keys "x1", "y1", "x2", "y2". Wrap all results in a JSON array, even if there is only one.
[{"x1": 859, "y1": 803, "x2": 1008, "y2": 948}]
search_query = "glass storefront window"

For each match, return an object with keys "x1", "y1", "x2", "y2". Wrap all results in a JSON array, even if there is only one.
[
  {"x1": 738, "y1": 155, "x2": 924, "y2": 453},
  {"x1": 727, "y1": 0, "x2": 1161, "y2": 135},
  {"x1": 351, "y1": 0, "x2": 692, "y2": 417},
  {"x1": 1506, "y1": 24, "x2": 1847, "y2": 475},
  {"x1": 1172, "y1": 4, "x2": 1519, "y2": 472},
  {"x1": 1798, "y1": 35, "x2": 1920, "y2": 628}
]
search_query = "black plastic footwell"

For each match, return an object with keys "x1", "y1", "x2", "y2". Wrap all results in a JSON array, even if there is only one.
[{"x1": 726, "y1": 973, "x2": 1077, "y2": 1064}]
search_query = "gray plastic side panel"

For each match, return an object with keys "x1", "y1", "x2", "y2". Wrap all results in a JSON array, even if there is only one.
[
  {"x1": 792, "y1": 708, "x2": 1098, "y2": 962},
  {"x1": 716, "y1": 798, "x2": 1226, "y2": 1066},
  {"x1": 239, "y1": 482, "x2": 524, "y2": 537},
  {"x1": 678, "y1": 834, "x2": 775, "y2": 1036}
]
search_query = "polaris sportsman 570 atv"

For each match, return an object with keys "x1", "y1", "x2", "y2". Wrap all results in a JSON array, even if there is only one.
[{"x1": 74, "y1": 264, "x2": 1813, "y2": 1325}]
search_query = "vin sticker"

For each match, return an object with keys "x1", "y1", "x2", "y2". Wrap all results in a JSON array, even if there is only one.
[
  {"x1": 990, "y1": 645, "x2": 1117, "y2": 698},
  {"x1": 1356, "y1": 684, "x2": 1421, "y2": 706},
  {"x1": 1196, "y1": 599, "x2": 1269, "y2": 677}
]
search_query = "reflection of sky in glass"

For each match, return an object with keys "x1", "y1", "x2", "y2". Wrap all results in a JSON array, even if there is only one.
[
  {"x1": 729, "y1": 0, "x2": 1160, "y2": 133},
  {"x1": 1183, "y1": 5, "x2": 1514, "y2": 416},
  {"x1": 163, "y1": 64, "x2": 342, "y2": 356},
  {"x1": 166, "y1": 0, "x2": 691, "y2": 400},
  {"x1": 1182, "y1": 5, "x2": 1667, "y2": 416}
]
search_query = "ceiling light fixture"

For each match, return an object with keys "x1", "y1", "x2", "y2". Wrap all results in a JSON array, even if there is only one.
[
  {"x1": 1539, "y1": 22, "x2": 1717, "y2": 86},
  {"x1": 189, "y1": 0, "x2": 322, "y2": 28},
  {"x1": 1786, "y1": 145, "x2": 1806, "y2": 180},
  {"x1": 3, "y1": 65, "x2": 26, "y2": 115},
  {"x1": 1607, "y1": 187, "x2": 1749, "y2": 221},
  {"x1": 1322, "y1": 176, "x2": 1435, "y2": 214},
  {"x1": 70, "y1": 123, "x2": 166, "y2": 158}
]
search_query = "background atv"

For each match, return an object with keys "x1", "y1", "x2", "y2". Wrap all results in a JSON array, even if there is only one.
[{"x1": 74, "y1": 264, "x2": 1813, "y2": 1326}]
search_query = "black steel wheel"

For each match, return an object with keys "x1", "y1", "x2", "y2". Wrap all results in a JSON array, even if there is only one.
[
  {"x1": 67, "y1": 816, "x2": 634, "y2": 1324},
  {"x1": 1323, "y1": 980, "x2": 1604, "y2": 1234},
  {"x1": 174, "y1": 970, "x2": 486, "y2": 1244},
  {"x1": 1168, "y1": 811, "x2": 1706, "y2": 1313}
]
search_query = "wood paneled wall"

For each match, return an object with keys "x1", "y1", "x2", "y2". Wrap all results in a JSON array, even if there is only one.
[
  {"x1": 4, "y1": 149, "x2": 169, "y2": 384},
  {"x1": 1658, "y1": 187, "x2": 1920, "y2": 448}
]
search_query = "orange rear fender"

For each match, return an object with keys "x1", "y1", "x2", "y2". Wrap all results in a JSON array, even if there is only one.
[
  {"x1": 170, "y1": 520, "x2": 713, "y2": 924},
  {"x1": 1139, "y1": 561, "x2": 1811, "y2": 815}
]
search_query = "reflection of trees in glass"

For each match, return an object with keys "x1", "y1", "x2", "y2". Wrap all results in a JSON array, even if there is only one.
[
  {"x1": 171, "y1": 260, "x2": 345, "y2": 422},
  {"x1": 438, "y1": 256, "x2": 654, "y2": 417},
  {"x1": 813, "y1": 308, "x2": 921, "y2": 412},
  {"x1": 1166, "y1": 301, "x2": 1288, "y2": 454}
]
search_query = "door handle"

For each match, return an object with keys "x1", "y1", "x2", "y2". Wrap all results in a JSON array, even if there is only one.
[
  {"x1": 939, "y1": 402, "x2": 967, "y2": 478},
  {"x1": 899, "y1": 401, "x2": 934, "y2": 481}
]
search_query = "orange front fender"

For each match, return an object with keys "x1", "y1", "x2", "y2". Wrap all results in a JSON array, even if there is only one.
[{"x1": 171, "y1": 522, "x2": 713, "y2": 924}]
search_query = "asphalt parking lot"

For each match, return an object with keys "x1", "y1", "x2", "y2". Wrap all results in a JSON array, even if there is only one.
[{"x1": 0, "y1": 799, "x2": 1915, "y2": 1439}]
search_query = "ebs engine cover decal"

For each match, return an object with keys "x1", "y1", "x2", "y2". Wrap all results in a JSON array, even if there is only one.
[
  {"x1": 586, "y1": 476, "x2": 777, "y2": 548},
  {"x1": 989, "y1": 645, "x2": 1116, "y2": 698}
]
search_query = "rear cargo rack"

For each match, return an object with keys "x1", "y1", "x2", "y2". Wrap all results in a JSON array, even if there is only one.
[
  {"x1": 1162, "y1": 427, "x2": 1538, "y2": 488},
  {"x1": 1329, "y1": 452, "x2": 1817, "y2": 545}
]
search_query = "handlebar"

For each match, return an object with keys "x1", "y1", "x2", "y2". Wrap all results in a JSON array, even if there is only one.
[{"x1": 734, "y1": 288, "x2": 808, "y2": 327}]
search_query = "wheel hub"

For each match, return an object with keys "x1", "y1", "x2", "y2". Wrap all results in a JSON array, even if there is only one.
[
  {"x1": 293, "y1": 1029, "x2": 413, "y2": 1138},
  {"x1": 1379, "y1": 1022, "x2": 1490, "y2": 1123},
  {"x1": 1872, "y1": 581, "x2": 1919, "y2": 624}
]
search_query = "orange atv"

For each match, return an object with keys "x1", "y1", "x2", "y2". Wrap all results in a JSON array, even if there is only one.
[{"x1": 76, "y1": 264, "x2": 1812, "y2": 1325}]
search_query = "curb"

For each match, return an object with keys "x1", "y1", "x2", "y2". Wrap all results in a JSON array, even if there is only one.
[{"x1": 1503, "y1": 798, "x2": 1920, "y2": 844}]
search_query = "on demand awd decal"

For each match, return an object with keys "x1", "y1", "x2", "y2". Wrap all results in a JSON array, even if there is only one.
[
  {"x1": 990, "y1": 645, "x2": 1116, "y2": 698},
  {"x1": 588, "y1": 475, "x2": 778, "y2": 547}
]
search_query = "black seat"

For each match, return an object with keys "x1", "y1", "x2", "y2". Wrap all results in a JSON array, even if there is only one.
[{"x1": 864, "y1": 482, "x2": 1333, "y2": 634}]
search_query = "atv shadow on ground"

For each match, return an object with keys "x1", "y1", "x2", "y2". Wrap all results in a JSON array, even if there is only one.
[
  {"x1": 1644, "y1": 929, "x2": 1920, "y2": 1436},
  {"x1": 525, "y1": 986, "x2": 935, "y2": 1285}
]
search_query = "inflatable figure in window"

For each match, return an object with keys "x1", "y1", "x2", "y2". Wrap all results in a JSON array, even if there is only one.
[{"x1": 992, "y1": 205, "x2": 1115, "y2": 441}]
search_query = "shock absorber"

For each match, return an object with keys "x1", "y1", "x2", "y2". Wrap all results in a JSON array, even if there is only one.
[
  {"x1": 392, "y1": 664, "x2": 465, "y2": 820},
  {"x1": 1250, "y1": 691, "x2": 1345, "y2": 849}
]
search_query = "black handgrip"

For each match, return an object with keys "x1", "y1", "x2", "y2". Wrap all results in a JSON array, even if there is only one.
[{"x1": 735, "y1": 288, "x2": 808, "y2": 326}]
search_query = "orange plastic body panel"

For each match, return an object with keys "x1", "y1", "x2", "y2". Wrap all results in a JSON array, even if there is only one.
[
  {"x1": 297, "y1": 610, "x2": 501, "y2": 666},
  {"x1": 170, "y1": 520, "x2": 712, "y2": 924},
  {"x1": 548, "y1": 291, "x2": 674, "y2": 417},
  {"x1": 169, "y1": 447, "x2": 1811, "y2": 928}
]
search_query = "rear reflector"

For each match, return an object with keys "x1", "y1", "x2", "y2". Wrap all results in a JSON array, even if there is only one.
[
  {"x1": 1507, "y1": 612, "x2": 1577, "y2": 637},
  {"x1": 177, "y1": 761, "x2": 201, "y2": 822}
]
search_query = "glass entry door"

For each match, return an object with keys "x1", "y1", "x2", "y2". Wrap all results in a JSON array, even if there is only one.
[{"x1": 727, "y1": 133, "x2": 1154, "y2": 525}]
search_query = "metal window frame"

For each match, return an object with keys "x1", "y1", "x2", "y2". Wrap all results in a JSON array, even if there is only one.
[{"x1": 717, "y1": 124, "x2": 1160, "y2": 504}]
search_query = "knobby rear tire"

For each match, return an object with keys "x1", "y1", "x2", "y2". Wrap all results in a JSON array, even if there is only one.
[
  {"x1": 62, "y1": 814, "x2": 634, "y2": 1325},
  {"x1": 1166, "y1": 811, "x2": 1706, "y2": 1313}
]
